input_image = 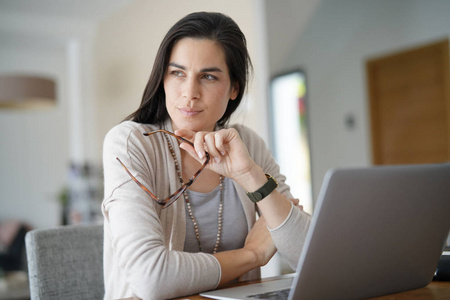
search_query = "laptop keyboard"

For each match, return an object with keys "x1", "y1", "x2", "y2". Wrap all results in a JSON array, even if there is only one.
[{"x1": 247, "y1": 288, "x2": 291, "y2": 299}]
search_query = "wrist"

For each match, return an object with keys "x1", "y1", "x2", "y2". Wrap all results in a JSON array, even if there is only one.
[
  {"x1": 233, "y1": 164, "x2": 268, "y2": 193},
  {"x1": 242, "y1": 245, "x2": 264, "y2": 268},
  {"x1": 246, "y1": 174, "x2": 278, "y2": 203},
  {"x1": 213, "y1": 248, "x2": 260, "y2": 284}
]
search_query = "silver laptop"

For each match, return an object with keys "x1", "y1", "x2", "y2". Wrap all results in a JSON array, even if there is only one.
[{"x1": 200, "y1": 163, "x2": 450, "y2": 300}]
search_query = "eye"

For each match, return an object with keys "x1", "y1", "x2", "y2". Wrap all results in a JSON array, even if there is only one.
[
  {"x1": 170, "y1": 70, "x2": 184, "y2": 77},
  {"x1": 202, "y1": 74, "x2": 217, "y2": 81}
]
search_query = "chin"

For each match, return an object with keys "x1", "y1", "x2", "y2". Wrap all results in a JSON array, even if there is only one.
[
  {"x1": 172, "y1": 121, "x2": 199, "y2": 132},
  {"x1": 173, "y1": 120, "x2": 215, "y2": 132}
]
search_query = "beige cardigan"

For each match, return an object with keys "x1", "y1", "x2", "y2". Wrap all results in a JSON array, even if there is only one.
[{"x1": 102, "y1": 120, "x2": 311, "y2": 300}]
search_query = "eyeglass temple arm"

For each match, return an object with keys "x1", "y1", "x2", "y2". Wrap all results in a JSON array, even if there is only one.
[
  {"x1": 143, "y1": 130, "x2": 194, "y2": 147},
  {"x1": 116, "y1": 130, "x2": 211, "y2": 208},
  {"x1": 115, "y1": 157, "x2": 166, "y2": 205}
]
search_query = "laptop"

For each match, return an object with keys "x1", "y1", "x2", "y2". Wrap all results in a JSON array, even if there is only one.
[{"x1": 200, "y1": 163, "x2": 450, "y2": 300}]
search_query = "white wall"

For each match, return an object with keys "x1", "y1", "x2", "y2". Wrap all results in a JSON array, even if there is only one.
[
  {"x1": 269, "y1": 0, "x2": 450, "y2": 202},
  {"x1": 0, "y1": 10, "x2": 110, "y2": 228},
  {"x1": 265, "y1": 0, "x2": 321, "y2": 74},
  {"x1": 0, "y1": 12, "x2": 92, "y2": 228},
  {"x1": 0, "y1": 43, "x2": 68, "y2": 228}
]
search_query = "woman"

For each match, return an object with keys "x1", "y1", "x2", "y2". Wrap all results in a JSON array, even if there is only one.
[{"x1": 102, "y1": 11, "x2": 311, "y2": 300}]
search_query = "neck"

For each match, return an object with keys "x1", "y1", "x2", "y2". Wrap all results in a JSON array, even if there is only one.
[{"x1": 170, "y1": 121, "x2": 216, "y2": 133}]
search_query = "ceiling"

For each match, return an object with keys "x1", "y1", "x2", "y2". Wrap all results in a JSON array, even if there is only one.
[
  {"x1": 0, "y1": 0, "x2": 136, "y2": 51},
  {"x1": 0, "y1": 0, "x2": 134, "y2": 21}
]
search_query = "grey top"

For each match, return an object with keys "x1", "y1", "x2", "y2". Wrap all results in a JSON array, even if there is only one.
[{"x1": 184, "y1": 177, "x2": 248, "y2": 253}]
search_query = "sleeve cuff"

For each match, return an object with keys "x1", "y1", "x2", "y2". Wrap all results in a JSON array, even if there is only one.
[
  {"x1": 268, "y1": 202, "x2": 295, "y2": 232},
  {"x1": 210, "y1": 254, "x2": 222, "y2": 289}
]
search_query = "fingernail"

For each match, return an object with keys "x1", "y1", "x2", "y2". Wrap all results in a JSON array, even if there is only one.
[
  {"x1": 197, "y1": 151, "x2": 204, "y2": 159},
  {"x1": 214, "y1": 157, "x2": 221, "y2": 163},
  {"x1": 220, "y1": 151, "x2": 226, "y2": 156}
]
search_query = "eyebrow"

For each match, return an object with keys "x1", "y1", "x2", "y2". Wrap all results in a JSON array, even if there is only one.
[{"x1": 168, "y1": 62, "x2": 223, "y2": 73}]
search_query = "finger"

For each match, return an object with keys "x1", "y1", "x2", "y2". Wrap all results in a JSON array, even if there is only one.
[
  {"x1": 179, "y1": 142, "x2": 202, "y2": 162},
  {"x1": 175, "y1": 129, "x2": 205, "y2": 161},
  {"x1": 193, "y1": 131, "x2": 207, "y2": 159},
  {"x1": 214, "y1": 132, "x2": 227, "y2": 156},
  {"x1": 289, "y1": 198, "x2": 300, "y2": 206},
  {"x1": 204, "y1": 133, "x2": 223, "y2": 163},
  {"x1": 174, "y1": 129, "x2": 196, "y2": 142}
]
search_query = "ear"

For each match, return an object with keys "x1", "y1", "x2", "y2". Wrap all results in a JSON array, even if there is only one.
[{"x1": 230, "y1": 82, "x2": 239, "y2": 100}]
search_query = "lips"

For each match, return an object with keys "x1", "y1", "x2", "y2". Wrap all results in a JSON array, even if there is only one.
[{"x1": 178, "y1": 107, "x2": 202, "y2": 117}]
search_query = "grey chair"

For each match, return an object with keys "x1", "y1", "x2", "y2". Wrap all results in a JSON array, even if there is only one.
[{"x1": 25, "y1": 224, "x2": 104, "y2": 300}]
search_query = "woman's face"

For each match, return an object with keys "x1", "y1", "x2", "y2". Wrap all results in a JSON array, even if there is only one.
[{"x1": 164, "y1": 38, "x2": 238, "y2": 132}]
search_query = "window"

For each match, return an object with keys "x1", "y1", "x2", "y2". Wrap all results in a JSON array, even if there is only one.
[{"x1": 270, "y1": 70, "x2": 313, "y2": 213}]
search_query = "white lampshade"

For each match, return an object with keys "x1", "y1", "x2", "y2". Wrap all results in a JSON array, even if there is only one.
[{"x1": 0, "y1": 75, "x2": 56, "y2": 108}]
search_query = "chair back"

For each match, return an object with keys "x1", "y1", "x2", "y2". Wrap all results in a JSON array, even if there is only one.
[{"x1": 25, "y1": 224, "x2": 104, "y2": 300}]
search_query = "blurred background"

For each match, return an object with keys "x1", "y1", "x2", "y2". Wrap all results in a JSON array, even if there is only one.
[{"x1": 1, "y1": 0, "x2": 450, "y2": 297}]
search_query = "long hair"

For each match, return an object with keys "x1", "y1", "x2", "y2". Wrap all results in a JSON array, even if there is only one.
[{"x1": 125, "y1": 12, "x2": 252, "y2": 127}]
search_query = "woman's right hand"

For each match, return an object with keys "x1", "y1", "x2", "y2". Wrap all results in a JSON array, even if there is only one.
[
  {"x1": 176, "y1": 128, "x2": 258, "y2": 182},
  {"x1": 244, "y1": 215, "x2": 277, "y2": 266}
]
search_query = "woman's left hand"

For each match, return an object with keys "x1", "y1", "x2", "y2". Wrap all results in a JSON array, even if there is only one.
[{"x1": 175, "y1": 128, "x2": 258, "y2": 181}]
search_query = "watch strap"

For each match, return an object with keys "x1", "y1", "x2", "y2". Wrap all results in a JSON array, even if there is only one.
[{"x1": 246, "y1": 174, "x2": 278, "y2": 203}]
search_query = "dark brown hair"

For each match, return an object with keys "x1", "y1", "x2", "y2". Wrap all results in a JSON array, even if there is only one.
[{"x1": 125, "y1": 11, "x2": 252, "y2": 127}]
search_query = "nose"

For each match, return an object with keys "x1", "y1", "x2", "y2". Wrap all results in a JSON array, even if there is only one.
[{"x1": 183, "y1": 77, "x2": 200, "y2": 100}]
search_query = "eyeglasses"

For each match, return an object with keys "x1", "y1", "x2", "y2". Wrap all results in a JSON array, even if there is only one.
[{"x1": 116, "y1": 129, "x2": 210, "y2": 209}]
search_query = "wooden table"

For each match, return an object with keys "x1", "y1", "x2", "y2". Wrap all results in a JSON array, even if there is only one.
[
  {"x1": 371, "y1": 281, "x2": 450, "y2": 300},
  {"x1": 120, "y1": 275, "x2": 450, "y2": 300},
  {"x1": 171, "y1": 275, "x2": 450, "y2": 300}
]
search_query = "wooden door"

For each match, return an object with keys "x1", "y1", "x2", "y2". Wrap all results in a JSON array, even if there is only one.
[{"x1": 367, "y1": 39, "x2": 450, "y2": 165}]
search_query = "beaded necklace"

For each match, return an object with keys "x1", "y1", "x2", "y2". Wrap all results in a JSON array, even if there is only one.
[{"x1": 164, "y1": 133, "x2": 223, "y2": 253}]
